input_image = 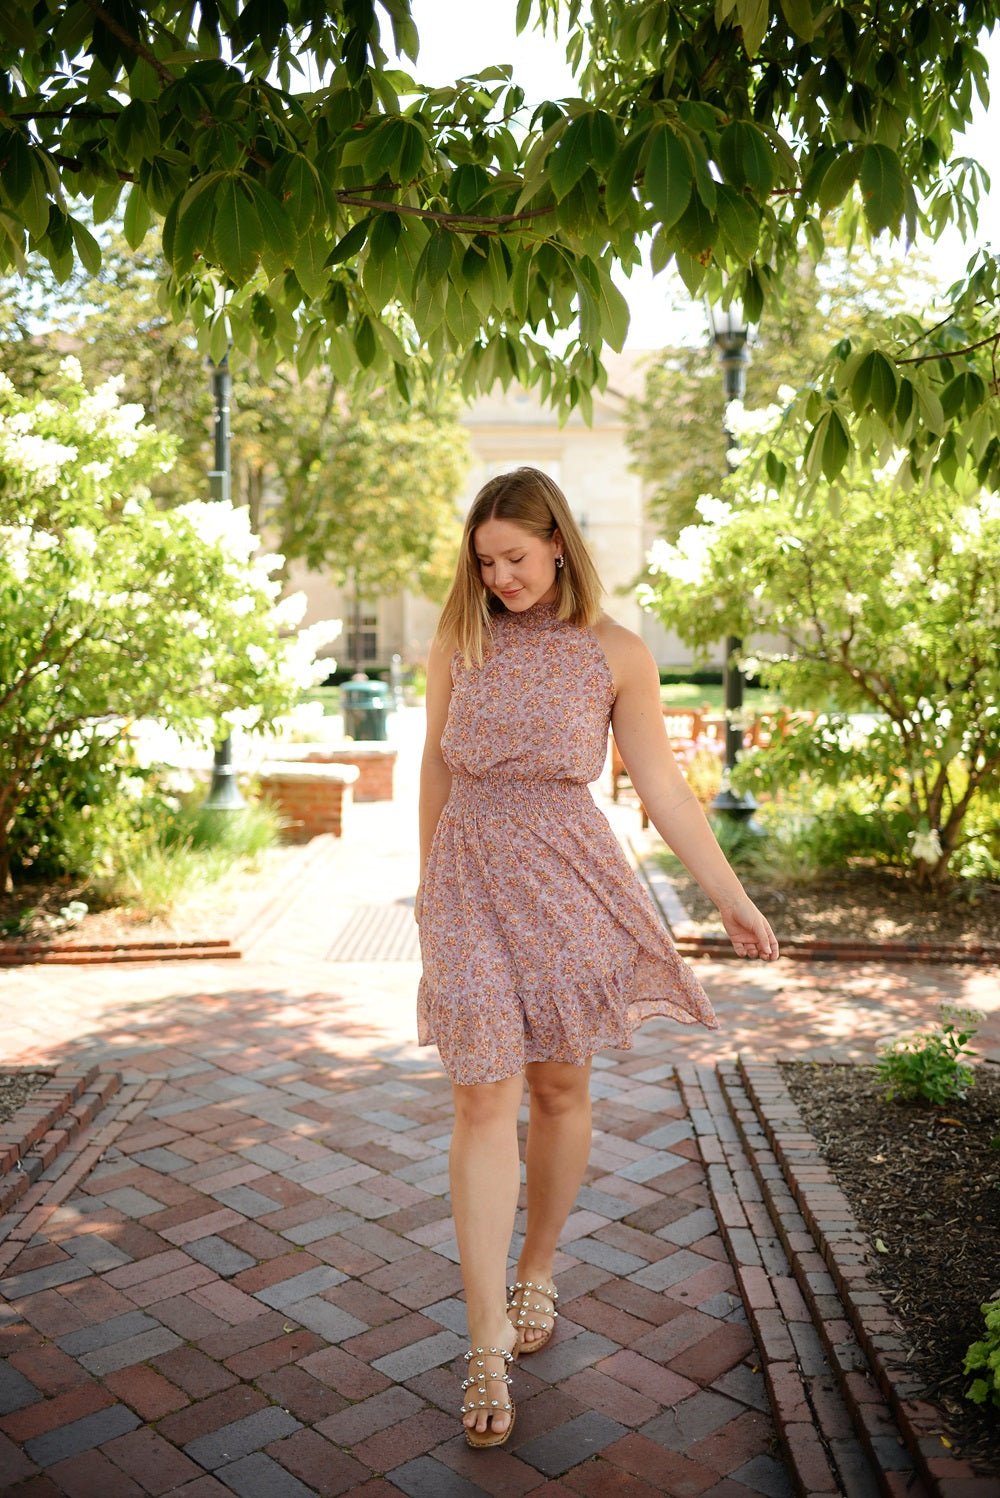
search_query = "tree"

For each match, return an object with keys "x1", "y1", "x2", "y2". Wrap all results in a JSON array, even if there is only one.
[
  {"x1": 1, "y1": 1, "x2": 997, "y2": 474},
  {"x1": 626, "y1": 250, "x2": 922, "y2": 540},
  {"x1": 0, "y1": 359, "x2": 337, "y2": 888},
  {"x1": 637, "y1": 423, "x2": 1000, "y2": 887},
  {"x1": 275, "y1": 381, "x2": 467, "y2": 663}
]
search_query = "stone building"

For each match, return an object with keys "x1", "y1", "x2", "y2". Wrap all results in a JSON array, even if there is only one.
[{"x1": 287, "y1": 351, "x2": 700, "y2": 672}]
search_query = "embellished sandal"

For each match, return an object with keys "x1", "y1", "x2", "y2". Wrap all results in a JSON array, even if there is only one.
[
  {"x1": 507, "y1": 1278, "x2": 559, "y2": 1355},
  {"x1": 460, "y1": 1343, "x2": 517, "y2": 1449}
]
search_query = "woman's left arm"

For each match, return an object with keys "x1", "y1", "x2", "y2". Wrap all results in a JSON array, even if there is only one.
[{"x1": 608, "y1": 629, "x2": 779, "y2": 962}]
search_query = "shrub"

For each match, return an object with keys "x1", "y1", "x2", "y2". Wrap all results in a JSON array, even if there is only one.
[
  {"x1": 0, "y1": 361, "x2": 338, "y2": 888},
  {"x1": 875, "y1": 1007, "x2": 980, "y2": 1106},
  {"x1": 637, "y1": 435, "x2": 1000, "y2": 887},
  {"x1": 963, "y1": 1293, "x2": 1000, "y2": 1411}
]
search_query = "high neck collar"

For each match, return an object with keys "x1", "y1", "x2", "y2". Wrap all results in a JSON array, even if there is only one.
[{"x1": 497, "y1": 597, "x2": 561, "y2": 628}]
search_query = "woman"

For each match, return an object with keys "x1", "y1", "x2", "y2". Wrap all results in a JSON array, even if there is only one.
[{"x1": 416, "y1": 467, "x2": 778, "y2": 1449}]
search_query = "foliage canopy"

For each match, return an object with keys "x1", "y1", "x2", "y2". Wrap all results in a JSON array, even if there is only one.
[{"x1": 1, "y1": 1, "x2": 997, "y2": 476}]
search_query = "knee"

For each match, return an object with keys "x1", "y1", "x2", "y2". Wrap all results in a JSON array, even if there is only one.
[
  {"x1": 527, "y1": 1067, "x2": 590, "y2": 1118},
  {"x1": 452, "y1": 1077, "x2": 521, "y2": 1130}
]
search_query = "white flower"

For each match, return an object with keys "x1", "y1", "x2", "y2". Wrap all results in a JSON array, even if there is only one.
[
  {"x1": 175, "y1": 500, "x2": 258, "y2": 562},
  {"x1": 1, "y1": 432, "x2": 78, "y2": 483},
  {"x1": 694, "y1": 493, "x2": 733, "y2": 527},
  {"x1": 0, "y1": 525, "x2": 32, "y2": 582},
  {"x1": 230, "y1": 594, "x2": 257, "y2": 617},
  {"x1": 246, "y1": 643, "x2": 269, "y2": 670},
  {"x1": 909, "y1": 828, "x2": 942, "y2": 863},
  {"x1": 271, "y1": 590, "x2": 309, "y2": 629},
  {"x1": 224, "y1": 706, "x2": 263, "y2": 731},
  {"x1": 58, "y1": 355, "x2": 84, "y2": 384},
  {"x1": 66, "y1": 526, "x2": 98, "y2": 557}
]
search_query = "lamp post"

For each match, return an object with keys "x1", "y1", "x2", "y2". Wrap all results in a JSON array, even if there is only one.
[
  {"x1": 705, "y1": 299, "x2": 759, "y2": 824},
  {"x1": 202, "y1": 351, "x2": 246, "y2": 812}
]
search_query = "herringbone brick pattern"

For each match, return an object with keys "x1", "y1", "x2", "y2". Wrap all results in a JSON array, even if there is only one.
[{"x1": 0, "y1": 1014, "x2": 792, "y2": 1497}]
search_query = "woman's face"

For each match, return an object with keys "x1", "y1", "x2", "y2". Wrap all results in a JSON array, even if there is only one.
[{"x1": 473, "y1": 517, "x2": 561, "y2": 612}]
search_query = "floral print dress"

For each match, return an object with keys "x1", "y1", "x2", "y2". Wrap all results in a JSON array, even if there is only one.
[{"x1": 417, "y1": 599, "x2": 719, "y2": 1085}]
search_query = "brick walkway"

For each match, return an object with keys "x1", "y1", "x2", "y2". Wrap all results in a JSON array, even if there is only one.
[{"x1": 2, "y1": 709, "x2": 997, "y2": 1496}]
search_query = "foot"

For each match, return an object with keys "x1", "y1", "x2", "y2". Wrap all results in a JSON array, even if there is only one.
[
  {"x1": 461, "y1": 1319, "x2": 517, "y2": 1444},
  {"x1": 507, "y1": 1270, "x2": 558, "y2": 1351}
]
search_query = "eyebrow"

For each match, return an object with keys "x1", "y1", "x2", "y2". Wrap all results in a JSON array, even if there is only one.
[{"x1": 474, "y1": 546, "x2": 526, "y2": 559}]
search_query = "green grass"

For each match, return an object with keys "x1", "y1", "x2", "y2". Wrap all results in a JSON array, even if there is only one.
[
  {"x1": 95, "y1": 800, "x2": 284, "y2": 918},
  {"x1": 660, "y1": 682, "x2": 784, "y2": 713}
]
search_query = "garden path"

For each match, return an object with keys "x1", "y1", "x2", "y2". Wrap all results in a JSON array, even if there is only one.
[{"x1": 1, "y1": 707, "x2": 997, "y2": 1496}]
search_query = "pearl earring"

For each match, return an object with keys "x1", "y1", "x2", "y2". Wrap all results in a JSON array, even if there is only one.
[{"x1": 555, "y1": 556, "x2": 564, "y2": 570}]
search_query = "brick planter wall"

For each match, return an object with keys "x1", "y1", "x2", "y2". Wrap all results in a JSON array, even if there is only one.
[
  {"x1": 258, "y1": 761, "x2": 359, "y2": 842},
  {"x1": 267, "y1": 742, "x2": 397, "y2": 801}
]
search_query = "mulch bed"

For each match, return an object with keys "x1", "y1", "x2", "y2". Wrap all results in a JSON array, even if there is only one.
[
  {"x1": 0, "y1": 1072, "x2": 52, "y2": 1128},
  {"x1": 0, "y1": 846, "x2": 300, "y2": 951},
  {"x1": 660, "y1": 859, "x2": 1000, "y2": 948},
  {"x1": 783, "y1": 1059, "x2": 1000, "y2": 1472}
]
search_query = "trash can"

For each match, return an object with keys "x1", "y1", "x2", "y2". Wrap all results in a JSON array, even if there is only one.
[{"x1": 341, "y1": 679, "x2": 390, "y2": 741}]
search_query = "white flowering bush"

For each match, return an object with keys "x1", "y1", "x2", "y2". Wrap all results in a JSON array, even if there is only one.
[
  {"x1": 638, "y1": 435, "x2": 1000, "y2": 887},
  {"x1": 0, "y1": 363, "x2": 339, "y2": 887}
]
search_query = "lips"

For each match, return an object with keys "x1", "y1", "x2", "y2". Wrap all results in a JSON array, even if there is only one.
[{"x1": 500, "y1": 589, "x2": 522, "y2": 600}]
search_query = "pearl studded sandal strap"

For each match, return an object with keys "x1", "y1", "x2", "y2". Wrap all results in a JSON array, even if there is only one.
[{"x1": 460, "y1": 1345, "x2": 515, "y2": 1415}]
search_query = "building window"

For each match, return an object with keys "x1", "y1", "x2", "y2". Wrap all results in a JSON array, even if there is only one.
[{"x1": 344, "y1": 611, "x2": 379, "y2": 665}]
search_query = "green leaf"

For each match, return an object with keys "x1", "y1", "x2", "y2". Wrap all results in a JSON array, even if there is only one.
[
  {"x1": 173, "y1": 178, "x2": 219, "y2": 274},
  {"x1": 821, "y1": 408, "x2": 850, "y2": 481},
  {"x1": 589, "y1": 110, "x2": 618, "y2": 171},
  {"x1": 250, "y1": 183, "x2": 298, "y2": 276},
  {"x1": 604, "y1": 130, "x2": 645, "y2": 223},
  {"x1": 715, "y1": 184, "x2": 760, "y2": 261},
  {"x1": 425, "y1": 229, "x2": 452, "y2": 284},
  {"x1": 0, "y1": 130, "x2": 32, "y2": 205},
  {"x1": 92, "y1": 180, "x2": 123, "y2": 224},
  {"x1": 123, "y1": 185, "x2": 152, "y2": 249},
  {"x1": 328, "y1": 216, "x2": 372, "y2": 264},
  {"x1": 396, "y1": 119, "x2": 426, "y2": 182},
  {"x1": 644, "y1": 126, "x2": 692, "y2": 229},
  {"x1": 69, "y1": 217, "x2": 102, "y2": 275},
  {"x1": 674, "y1": 249, "x2": 706, "y2": 296},
  {"x1": 736, "y1": 0, "x2": 769, "y2": 56},
  {"x1": 779, "y1": 0, "x2": 817, "y2": 40},
  {"x1": 212, "y1": 176, "x2": 263, "y2": 283},
  {"x1": 673, "y1": 194, "x2": 717, "y2": 259},
  {"x1": 859, "y1": 144, "x2": 905, "y2": 235},
  {"x1": 366, "y1": 118, "x2": 408, "y2": 180},
  {"x1": 719, "y1": 121, "x2": 776, "y2": 198},
  {"x1": 851, "y1": 349, "x2": 897, "y2": 417},
  {"x1": 813, "y1": 146, "x2": 861, "y2": 211},
  {"x1": 550, "y1": 115, "x2": 593, "y2": 201},
  {"x1": 765, "y1": 450, "x2": 787, "y2": 487},
  {"x1": 355, "y1": 314, "x2": 377, "y2": 367}
]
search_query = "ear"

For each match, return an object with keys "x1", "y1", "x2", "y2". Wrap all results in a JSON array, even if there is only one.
[{"x1": 551, "y1": 528, "x2": 563, "y2": 555}]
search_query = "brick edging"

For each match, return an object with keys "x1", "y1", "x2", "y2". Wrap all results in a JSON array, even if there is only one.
[
  {"x1": 638, "y1": 853, "x2": 1000, "y2": 966},
  {"x1": 0, "y1": 835, "x2": 338, "y2": 968},
  {"x1": 0, "y1": 1066, "x2": 122, "y2": 1214},
  {"x1": 736, "y1": 1056, "x2": 1000, "y2": 1496}
]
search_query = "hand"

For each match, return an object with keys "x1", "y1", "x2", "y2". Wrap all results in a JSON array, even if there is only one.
[
  {"x1": 719, "y1": 897, "x2": 779, "y2": 961},
  {"x1": 414, "y1": 883, "x2": 423, "y2": 925}
]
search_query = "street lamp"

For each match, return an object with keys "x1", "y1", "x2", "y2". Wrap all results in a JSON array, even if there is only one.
[
  {"x1": 705, "y1": 298, "x2": 759, "y2": 824},
  {"x1": 202, "y1": 350, "x2": 246, "y2": 812}
]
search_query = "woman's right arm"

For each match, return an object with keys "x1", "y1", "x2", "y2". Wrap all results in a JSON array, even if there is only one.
[{"x1": 416, "y1": 636, "x2": 454, "y2": 918}]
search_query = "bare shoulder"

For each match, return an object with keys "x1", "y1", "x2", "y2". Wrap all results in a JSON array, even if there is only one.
[{"x1": 591, "y1": 613, "x2": 658, "y2": 691}]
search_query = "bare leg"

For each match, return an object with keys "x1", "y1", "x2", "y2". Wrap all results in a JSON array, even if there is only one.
[
  {"x1": 515, "y1": 1059, "x2": 592, "y2": 1344},
  {"x1": 450, "y1": 1073, "x2": 524, "y2": 1437}
]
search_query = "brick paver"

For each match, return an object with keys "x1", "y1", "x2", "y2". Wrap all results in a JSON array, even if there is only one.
[{"x1": 2, "y1": 710, "x2": 996, "y2": 1494}]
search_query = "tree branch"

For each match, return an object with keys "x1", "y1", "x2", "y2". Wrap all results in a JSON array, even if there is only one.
[
  {"x1": 82, "y1": 0, "x2": 173, "y2": 86},
  {"x1": 895, "y1": 330, "x2": 1000, "y2": 366},
  {"x1": 334, "y1": 191, "x2": 555, "y2": 227}
]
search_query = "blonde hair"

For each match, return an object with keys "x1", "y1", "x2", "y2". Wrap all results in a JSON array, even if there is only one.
[{"x1": 436, "y1": 467, "x2": 604, "y2": 667}]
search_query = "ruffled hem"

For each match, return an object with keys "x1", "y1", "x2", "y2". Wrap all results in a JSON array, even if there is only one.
[{"x1": 417, "y1": 937, "x2": 718, "y2": 1085}]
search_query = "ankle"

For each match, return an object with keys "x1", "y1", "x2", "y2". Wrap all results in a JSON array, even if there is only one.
[{"x1": 515, "y1": 1261, "x2": 555, "y2": 1290}]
